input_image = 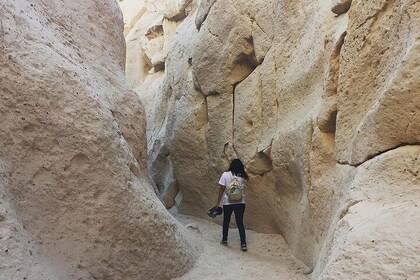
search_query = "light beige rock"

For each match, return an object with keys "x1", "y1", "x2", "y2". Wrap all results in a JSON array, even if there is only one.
[
  {"x1": 313, "y1": 145, "x2": 420, "y2": 279},
  {"x1": 142, "y1": 14, "x2": 165, "y2": 69},
  {"x1": 0, "y1": 0, "x2": 195, "y2": 279},
  {"x1": 121, "y1": 0, "x2": 420, "y2": 278},
  {"x1": 317, "y1": 30, "x2": 347, "y2": 133},
  {"x1": 164, "y1": 0, "x2": 194, "y2": 21},
  {"x1": 251, "y1": 0, "x2": 275, "y2": 63},
  {"x1": 161, "y1": 15, "x2": 212, "y2": 213},
  {"x1": 125, "y1": 8, "x2": 183, "y2": 78},
  {"x1": 335, "y1": 0, "x2": 420, "y2": 165},
  {"x1": 125, "y1": 11, "x2": 163, "y2": 86},
  {"x1": 119, "y1": 0, "x2": 147, "y2": 35},
  {"x1": 0, "y1": 160, "x2": 59, "y2": 279},
  {"x1": 193, "y1": 0, "x2": 258, "y2": 97},
  {"x1": 146, "y1": 0, "x2": 166, "y2": 12},
  {"x1": 195, "y1": 0, "x2": 217, "y2": 30},
  {"x1": 126, "y1": 0, "x2": 342, "y2": 267}
]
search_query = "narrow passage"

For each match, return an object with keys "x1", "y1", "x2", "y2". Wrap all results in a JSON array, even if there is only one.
[{"x1": 174, "y1": 214, "x2": 310, "y2": 280}]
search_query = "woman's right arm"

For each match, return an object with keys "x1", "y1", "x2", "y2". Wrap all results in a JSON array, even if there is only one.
[{"x1": 215, "y1": 184, "x2": 225, "y2": 208}]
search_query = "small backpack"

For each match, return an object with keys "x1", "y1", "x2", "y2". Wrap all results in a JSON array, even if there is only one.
[{"x1": 226, "y1": 173, "x2": 243, "y2": 202}]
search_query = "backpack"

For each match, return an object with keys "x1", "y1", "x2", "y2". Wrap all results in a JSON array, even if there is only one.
[{"x1": 226, "y1": 173, "x2": 243, "y2": 202}]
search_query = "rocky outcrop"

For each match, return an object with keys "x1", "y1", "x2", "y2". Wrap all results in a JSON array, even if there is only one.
[
  {"x1": 0, "y1": 0, "x2": 195, "y2": 279},
  {"x1": 313, "y1": 145, "x2": 420, "y2": 278},
  {"x1": 121, "y1": 0, "x2": 419, "y2": 278},
  {"x1": 335, "y1": 0, "x2": 420, "y2": 165}
]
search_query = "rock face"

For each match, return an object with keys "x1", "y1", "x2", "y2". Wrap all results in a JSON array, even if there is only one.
[
  {"x1": 335, "y1": 0, "x2": 420, "y2": 165},
  {"x1": 313, "y1": 145, "x2": 420, "y2": 278},
  {"x1": 0, "y1": 0, "x2": 195, "y2": 279},
  {"x1": 121, "y1": 0, "x2": 420, "y2": 278}
]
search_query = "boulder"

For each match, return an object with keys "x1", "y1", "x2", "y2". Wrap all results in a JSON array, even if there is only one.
[
  {"x1": 0, "y1": 0, "x2": 195, "y2": 279},
  {"x1": 313, "y1": 146, "x2": 420, "y2": 278}
]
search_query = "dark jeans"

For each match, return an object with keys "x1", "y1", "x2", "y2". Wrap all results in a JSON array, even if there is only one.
[{"x1": 222, "y1": 204, "x2": 246, "y2": 244}]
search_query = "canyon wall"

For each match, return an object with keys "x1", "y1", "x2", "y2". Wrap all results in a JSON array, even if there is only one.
[
  {"x1": 0, "y1": 0, "x2": 195, "y2": 279},
  {"x1": 121, "y1": 0, "x2": 419, "y2": 278}
]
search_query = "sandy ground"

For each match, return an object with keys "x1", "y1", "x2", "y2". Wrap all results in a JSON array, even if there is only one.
[{"x1": 174, "y1": 214, "x2": 311, "y2": 280}]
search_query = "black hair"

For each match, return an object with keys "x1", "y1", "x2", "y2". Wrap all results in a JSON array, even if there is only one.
[{"x1": 228, "y1": 159, "x2": 249, "y2": 180}]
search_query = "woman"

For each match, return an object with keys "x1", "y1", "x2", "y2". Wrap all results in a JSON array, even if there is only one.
[{"x1": 214, "y1": 159, "x2": 249, "y2": 252}]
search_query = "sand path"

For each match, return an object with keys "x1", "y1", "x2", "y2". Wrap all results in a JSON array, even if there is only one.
[{"x1": 174, "y1": 214, "x2": 311, "y2": 280}]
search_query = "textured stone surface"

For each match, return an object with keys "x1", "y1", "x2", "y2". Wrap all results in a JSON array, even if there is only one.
[
  {"x1": 164, "y1": 0, "x2": 195, "y2": 21},
  {"x1": 331, "y1": 0, "x2": 353, "y2": 15},
  {"x1": 121, "y1": 0, "x2": 419, "y2": 278},
  {"x1": 195, "y1": 0, "x2": 217, "y2": 30},
  {"x1": 119, "y1": 0, "x2": 147, "y2": 35},
  {"x1": 335, "y1": 0, "x2": 420, "y2": 165},
  {"x1": 0, "y1": 0, "x2": 195, "y2": 279},
  {"x1": 313, "y1": 146, "x2": 420, "y2": 278}
]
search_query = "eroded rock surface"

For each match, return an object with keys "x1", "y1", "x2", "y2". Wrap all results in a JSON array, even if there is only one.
[
  {"x1": 335, "y1": 0, "x2": 420, "y2": 165},
  {"x1": 120, "y1": 0, "x2": 419, "y2": 278},
  {"x1": 0, "y1": 0, "x2": 195, "y2": 279},
  {"x1": 313, "y1": 145, "x2": 420, "y2": 278}
]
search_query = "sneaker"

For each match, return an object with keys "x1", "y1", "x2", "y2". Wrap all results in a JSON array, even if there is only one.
[
  {"x1": 220, "y1": 240, "x2": 228, "y2": 246},
  {"x1": 241, "y1": 243, "x2": 247, "y2": 252}
]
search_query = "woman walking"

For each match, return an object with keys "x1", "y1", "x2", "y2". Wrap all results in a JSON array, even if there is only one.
[{"x1": 214, "y1": 159, "x2": 249, "y2": 251}]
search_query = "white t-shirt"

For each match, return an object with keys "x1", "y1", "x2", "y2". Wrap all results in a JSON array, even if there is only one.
[{"x1": 218, "y1": 171, "x2": 246, "y2": 205}]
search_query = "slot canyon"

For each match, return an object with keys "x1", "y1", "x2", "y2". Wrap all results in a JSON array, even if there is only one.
[{"x1": 0, "y1": 0, "x2": 419, "y2": 279}]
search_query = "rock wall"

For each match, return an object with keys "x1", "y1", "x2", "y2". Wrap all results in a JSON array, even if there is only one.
[
  {"x1": 121, "y1": 0, "x2": 419, "y2": 278},
  {"x1": 0, "y1": 0, "x2": 195, "y2": 279}
]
